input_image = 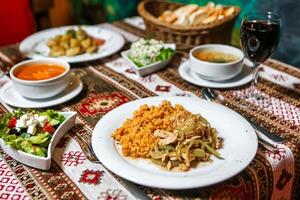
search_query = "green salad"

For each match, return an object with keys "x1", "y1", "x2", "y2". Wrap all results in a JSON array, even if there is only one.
[
  {"x1": 128, "y1": 38, "x2": 174, "y2": 67},
  {"x1": 0, "y1": 110, "x2": 65, "y2": 157}
]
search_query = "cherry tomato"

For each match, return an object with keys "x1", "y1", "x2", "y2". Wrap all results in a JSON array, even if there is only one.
[
  {"x1": 43, "y1": 123, "x2": 55, "y2": 134},
  {"x1": 7, "y1": 118, "x2": 17, "y2": 128}
]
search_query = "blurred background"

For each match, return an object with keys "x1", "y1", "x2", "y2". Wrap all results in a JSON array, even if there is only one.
[{"x1": 0, "y1": 0, "x2": 299, "y2": 68}]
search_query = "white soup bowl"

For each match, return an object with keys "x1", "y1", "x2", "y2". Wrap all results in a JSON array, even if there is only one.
[
  {"x1": 189, "y1": 44, "x2": 244, "y2": 81},
  {"x1": 10, "y1": 58, "x2": 71, "y2": 99}
]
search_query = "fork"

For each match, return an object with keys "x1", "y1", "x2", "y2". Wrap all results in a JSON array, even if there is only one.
[
  {"x1": 201, "y1": 88, "x2": 284, "y2": 151},
  {"x1": 88, "y1": 142, "x2": 101, "y2": 163},
  {"x1": 76, "y1": 135, "x2": 101, "y2": 163}
]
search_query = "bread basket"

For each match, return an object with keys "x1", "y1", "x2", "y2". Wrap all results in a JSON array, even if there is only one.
[{"x1": 138, "y1": 0, "x2": 240, "y2": 50}]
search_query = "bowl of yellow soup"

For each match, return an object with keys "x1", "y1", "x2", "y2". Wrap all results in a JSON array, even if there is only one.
[
  {"x1": 189, "y1": 44, "x2": 244, "y2": 81},
  {"x1": 10, "y1": 58, "x2": 70, "y2": 99}
]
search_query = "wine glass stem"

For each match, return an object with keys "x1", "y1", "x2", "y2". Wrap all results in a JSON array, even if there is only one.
[
  {"x1": 252, "y1": 64, "x2": 260, "y2": 86},
  {"x1": 246, "y1": 63, "x2": 261, "y2": 100}
]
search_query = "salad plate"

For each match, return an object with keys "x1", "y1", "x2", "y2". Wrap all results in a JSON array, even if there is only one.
[
  {"x1": 19, "y1": 26, "x2": 125, "y2": 63},
  {"x1": 179, "y1": 60, "x2": 253, "y2": 88},
  {"x1": 0, "y1": 111, "x2": 76, "y2": 170},
  {"x1": 91, "y1": 96, "x2": 258, "y2": 189},
  {"x1": 121, "y1": 39, "x2": 176, "y2": 76},
  {"x1": 0, "y1": 75, "x2": 83, "y2": 108}
]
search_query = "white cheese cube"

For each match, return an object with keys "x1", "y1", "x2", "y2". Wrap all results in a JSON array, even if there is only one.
[
  {"x1": 20, "y1": 115, "x2": 28, "y2": 120},
  {"x1": 34, "y1": 114, "x2": 39, "y2": 119},
  {"x1": 20, "y1": 113, "x2": 33, "y2": 120},
  {"x1": 37, "y1": 116, "x2": 48, "y2": 127},
  {"x1": 26, "y1": 117, "x2": 38, "y2": 126},
  {"x1": 16, "y1": 119, "x2": 27, "y2": 128},
  {"x1": 27, "y1": 124, "x2": 36, "y2": 135}
]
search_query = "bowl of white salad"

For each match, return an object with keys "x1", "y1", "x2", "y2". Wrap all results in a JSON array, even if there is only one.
[{"x1": 121, "y1": 38, "x2": 176, "y2": 76}]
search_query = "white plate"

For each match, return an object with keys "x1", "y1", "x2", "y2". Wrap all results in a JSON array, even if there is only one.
[
  {"x1": 179, "y1": 60, "x2": 253, "y2": 88},
  {"x1": 0, "y1": 112, "x2": 76, "y2": 170},
  {"x1": 121, "y1": 43, "x2": 176, "y2": 76},
  {"x1": 0, "y1": 75, "x2": 83, "y2": 108},
  {"x1": 92, "y1": 96, "x2": 257, "y2": 189},
  {"x1": 19, "y1": 26, "x2": 125, "y2": 63}
]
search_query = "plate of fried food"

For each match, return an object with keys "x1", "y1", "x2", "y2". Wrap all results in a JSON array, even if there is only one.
[
  {"x1": 92, "y1": 96, "x2": 258, "y2": 189},
  {"x1": 20, "y1": 26, "x2": 125, "y2": 63}
]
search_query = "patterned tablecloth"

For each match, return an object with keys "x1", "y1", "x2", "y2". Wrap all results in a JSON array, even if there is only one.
[{"x1": 0, "y1": 17, "x2": 300, "y2": 200}]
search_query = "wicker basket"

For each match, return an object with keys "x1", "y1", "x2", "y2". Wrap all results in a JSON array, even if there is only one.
[{"x1": 138, "y1": 0, "x2": 240, "y2": 50}]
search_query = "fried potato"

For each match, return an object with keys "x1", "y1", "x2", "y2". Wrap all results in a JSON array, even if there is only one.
[
  {"x1": 61, "y1": 34, "x2": 71, "y2": 42},
  {"x1": 70, "y1": 38, "x2": 80, "y2": 48},
  {"x1": 47, "y1": 39, "x2": 57, "y2": 47},
  {"x1": 53, "y1": 35, "x2": 62, "y2": 42},
  {"x1": 81, "y1": 38, "x2": 92, "y2": 49},
  {"x1": 66, "y1": 47, "x2": 81, "y2": 56},
  {"x1": 60, "y1": 41, "x2": 69, "y2": 49},
  {"x1": 76, "y1": 27, "x2": 87, "y2": 40},
  {"x1": 86, "y1": 46, "x2": 97, "y2": 53},
  {"x1": 49, "y1": 46, "x2": 65, "y2": 57}
]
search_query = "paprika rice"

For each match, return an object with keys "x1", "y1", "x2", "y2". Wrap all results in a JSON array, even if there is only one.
[{"x1": 112, "y1": 100, "x2": 188, "y2": 158}]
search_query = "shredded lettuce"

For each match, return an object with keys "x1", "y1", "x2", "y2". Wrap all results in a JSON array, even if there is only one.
[
  {"x1": 130, "y1": 47, "x2": 174, "y2": 68},
  {"x1": 41, "y1": 110, "x2": 65, "y2": 125},
  {"x1": 155, "y1": 48, "x2": 174, "y2": 62}
]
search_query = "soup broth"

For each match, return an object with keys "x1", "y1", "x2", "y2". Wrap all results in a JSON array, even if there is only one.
[
  {"x1": 14, "y1": 64, "x2": 66, "y2": 81},
  {"x1": 193, "y1": 50, "x2": 239, "y2": 63}
]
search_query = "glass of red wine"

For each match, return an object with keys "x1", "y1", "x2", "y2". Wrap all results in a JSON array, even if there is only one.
[{"x1": 240, "y1": 12, "x2": 281, "y2": 100}]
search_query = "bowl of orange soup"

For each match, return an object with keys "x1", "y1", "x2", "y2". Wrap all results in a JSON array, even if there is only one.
[
  {"x1": 10, "y1": 58, "x2": 70, "y2": 99},
  {"x1": 189, "y1": 44, "x2": 244, "y2": 81}
]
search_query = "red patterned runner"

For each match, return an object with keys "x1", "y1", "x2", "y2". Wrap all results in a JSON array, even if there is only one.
[{"x1": 0, "y1": 156, "x2": 30, "y2": 200}]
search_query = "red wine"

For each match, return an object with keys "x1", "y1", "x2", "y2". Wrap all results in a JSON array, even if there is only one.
[{"x1": 240, "y1": 20, "x2": 280, "y2": 63}]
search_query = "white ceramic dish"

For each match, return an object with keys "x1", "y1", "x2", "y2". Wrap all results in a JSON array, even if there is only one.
[
  {"x1": 0, "y1": 112, "x2": 76, "y2": 170},
  {"x1": 10, "y1": 58, "x2": 71, "y2": 99},
  {"x1": 121, "y1": 43, "x2": 176, "y2": 76},
  {"x1": 19, "y1": 26, "x2": 125, "y2": 63},
  {"x1": 179, "y1": 60, "x2": 253, "y2": 88},
  {"x1": 189, "y1": 44, "x2": 244, "y2": 81},
  {"x1": 0, "y1": 75, "x2": 83, "y2": 108},
  {"x1": 92, "y1": 96, "x2": 258, "y2": 189}
]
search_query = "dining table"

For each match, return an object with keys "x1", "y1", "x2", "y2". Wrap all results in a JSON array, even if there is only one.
[{"x1": 0, "y1": 16, "x2": 299, "y2": 200}]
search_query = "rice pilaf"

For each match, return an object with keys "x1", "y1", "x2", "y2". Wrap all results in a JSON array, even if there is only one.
[{"x1": 112, "y1": 101, "x2": 187, "y2": 157}]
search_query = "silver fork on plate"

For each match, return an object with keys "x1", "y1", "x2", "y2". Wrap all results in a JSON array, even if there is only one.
[{"x1": 201, "y1": 88, "x2": 284, "y2": 151}]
